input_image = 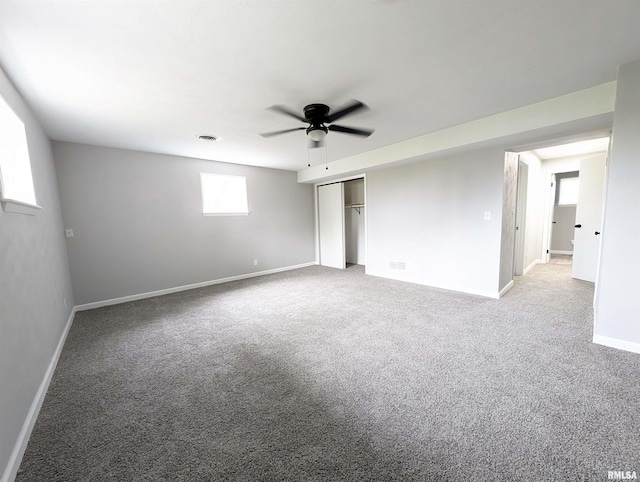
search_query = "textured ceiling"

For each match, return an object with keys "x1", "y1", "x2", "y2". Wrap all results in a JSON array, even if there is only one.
[{"x1": 1, "y1": 0, "x2": 639, "y2": 171}]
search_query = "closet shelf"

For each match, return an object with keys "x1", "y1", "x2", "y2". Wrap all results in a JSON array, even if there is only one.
[{"x1": 345, "y1": 203, "x2": 364, "y2": 215}]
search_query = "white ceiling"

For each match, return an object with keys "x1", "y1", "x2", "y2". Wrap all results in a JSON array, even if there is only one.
[{"x1": 1, "y1": 1, "x2": 639, "y2": 172}]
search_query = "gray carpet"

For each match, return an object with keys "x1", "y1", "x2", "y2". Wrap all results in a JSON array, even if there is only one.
[
  {"x1": 17, "y1": 264, "x2": 640, "y2": 481},
  {"x1": 549, "y1": 255, "x2": 573, "y2": 265}
]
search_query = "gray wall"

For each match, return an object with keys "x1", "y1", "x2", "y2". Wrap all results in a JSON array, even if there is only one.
[
  {"x1": 551, "y1": 206, "x2": 577, "y2": 252},
  {"x1": 366, "y1": 147, "x2": 505, "y2": 296},
  {"x1": 0, "y1": 69, "x2": 74, "y2": 479},
  {"x1": 54, "y1": 142, "x2": 315, "y2": 305},
  {"x1": 344, "y1": 178, "x2": 364, "y2": 205},
  {"x1": 595, "y1": 59, "x2": 640, "y2": 347}
]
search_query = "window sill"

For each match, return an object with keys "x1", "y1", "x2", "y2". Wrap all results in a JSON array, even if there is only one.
[
  {"x1": 1, "y1": 197, "x2": 43, "y2": 216},
  {"x1": 203, "y1": 212, "x2": 250, "y2": 217}
]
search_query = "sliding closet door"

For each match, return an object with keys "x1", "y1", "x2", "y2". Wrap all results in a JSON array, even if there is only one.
[{"x1": 318, "y1": 183, "x2": 346, "y2": 269}]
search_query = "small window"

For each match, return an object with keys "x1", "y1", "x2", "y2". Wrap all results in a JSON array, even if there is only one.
[
  {"x1": 0, "y1": 94, "x2": 38, "y2": 209},
  {"x1": 558, "y1": 177, "x2": 579, "y2": 206},
  {"x1": 200, "y1": 172, "x2": 249, "y2": 215}
]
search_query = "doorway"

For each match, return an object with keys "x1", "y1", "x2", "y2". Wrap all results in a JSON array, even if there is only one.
[
  {"x1": 344, "y1": 178, "x2": 365, "y2": 267},
  {"x1": 550, "y1": 171, "x2": 579, "y2": 260},
  {"x1": 513, "y1": 135, "x2": 609, "y2": 282},
  {"x1": 317, "y1": 176, "x2": 366, "y2": 269}
]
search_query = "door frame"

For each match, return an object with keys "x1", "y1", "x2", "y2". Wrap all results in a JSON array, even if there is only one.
[
  {"x1": 513, "y1": 159, "x2": 528, "y2": 276},
  {"x1": 314, "y1": 173, "x2": 367, "y2": 268},
  {"x1": 544, "y1": 173, "x2": 557, "y2": 263}
]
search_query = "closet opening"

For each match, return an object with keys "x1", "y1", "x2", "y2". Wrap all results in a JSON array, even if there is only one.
[
  {"x1": 344, "y1": 178, "x2": 365, "y2": 268},
  {"x1": 317, "y1": 176, "x2": 366, "y2": 270}
]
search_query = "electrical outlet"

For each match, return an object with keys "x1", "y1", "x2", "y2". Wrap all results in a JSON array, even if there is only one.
[
  {"x1": 389, "y1": 261, "x2": 407, "y2": 270},
  {"x1": 65, "y1": 228, "x2": 74, "y2": 238},
  {"x1": 483, "y1": 211, "x2": 491, "y2": 221},
  {"x1": 253, "y1": 259, "x2": 258, "y2": 266}
]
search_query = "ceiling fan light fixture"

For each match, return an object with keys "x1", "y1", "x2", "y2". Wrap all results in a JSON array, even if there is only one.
[{"x1": 307, "y1": 126, "x2": 327, "y2": 142}]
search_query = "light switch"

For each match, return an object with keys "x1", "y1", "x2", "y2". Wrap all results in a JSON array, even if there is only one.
[
  {"x1": 483, "y1": 211, "x2": 491, "y2": 221},
  {"x1": 65, "y1": 229, "x2": 74, "y2": 238}
]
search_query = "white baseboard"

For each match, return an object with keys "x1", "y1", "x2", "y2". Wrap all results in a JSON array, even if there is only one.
[
  {"x1": 75, "y1": 262, "x2": 316, "y2": 311},
  {"x1": 593, "y1": 335, "x2": 640, "y2": 355},
  {"x1": 523, "y1": 259, "x2": 543, "y2": 275},
  {"x1": 1, "y1": 308, "x2": 76, "y2": 482},
  {"x1": 499, "y1": 280, "x2": 514, "y2": 298},
  {"x1": 550, "y1": 250, "x2": 573, "y2": 255}
]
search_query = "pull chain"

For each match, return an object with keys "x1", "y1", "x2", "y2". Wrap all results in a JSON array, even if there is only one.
[{"x1": 325, "y1": 136, "x2": 329, "y2": 170}]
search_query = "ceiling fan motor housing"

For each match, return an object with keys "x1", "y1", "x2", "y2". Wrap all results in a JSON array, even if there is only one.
[
  {"x1": 304, "y1": 104, "x2": 330, "y2": 140},
  {"x1": 303, "y1": 103, "x2": 330, "y2": 123}
]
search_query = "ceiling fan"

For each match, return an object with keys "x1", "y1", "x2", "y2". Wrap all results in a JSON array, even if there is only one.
[{"x1": 260, "y1": 100, "x2": 374, "y2": 147}]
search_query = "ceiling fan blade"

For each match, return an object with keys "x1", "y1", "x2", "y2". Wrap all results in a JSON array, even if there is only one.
[
  {"x1": 260, "y1": 127, "x2": 306, "y2": 138},
  {"x1": 267, "y1": 105, "x2": 307, "y2": 123},
  {"x1": 328, "y1": 124, "x2": 374, "y2": 137},
  {"x1": 326, "y1": 100, "x2": 368, "y2": 123}
]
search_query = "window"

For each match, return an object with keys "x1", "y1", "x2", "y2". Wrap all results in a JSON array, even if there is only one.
[
  {"x1": 200, "y1": 172, "x2": 249, "y2": 215},
  {"x1": 0, "y1": 94, "x2": 39, "y2": 214},
  {"x1": 558, "y1": 177, "x2": 579, "y2": 206}
]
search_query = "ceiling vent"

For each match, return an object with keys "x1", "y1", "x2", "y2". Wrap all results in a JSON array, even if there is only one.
[{"x1": 197, "y1": 134, "x2": 218, "y2": 142}]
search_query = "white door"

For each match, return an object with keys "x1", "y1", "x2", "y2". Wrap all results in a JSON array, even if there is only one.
[
  {"x1": 572, "y1": 154, "x2": 607, "y2": 282},
  {"x1": 318, "y1": 183, "x2": 346, "y2": 269}
]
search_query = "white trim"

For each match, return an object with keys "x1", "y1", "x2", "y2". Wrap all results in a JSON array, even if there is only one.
[
  {"x1": 0, "y1": 197, "x2": 43, "y2": 215},
  {"x1": 523, "y1": 259, "x2": 543, "y2": 275},
  {"x1": 314, "y1": 173, "x2": 367, "y2": 186},
  {"x1": 1, "y1": 308, "x2": 76, "y2": 482},
  {"x1": 363, "y1": 174, "x2": 368, "y2": 268},
  {"x1": 499, "y1": 280, "x2": 515, "y2": 298},
  {"x1": 203, "y1": 212, "x2": 249, "y2": 216},
  {"x1": 550, "y1": 250, "x2": 573, "y2": 255},
  {"x1": 593, "y1": 335, "x2": 640, "y2": 355},
  {"x1": 75, "y1": 262, "x2": 316, "y2": 311},
  {"x1": 313, "y1": 185, "x2": 320, "y2": 265}
]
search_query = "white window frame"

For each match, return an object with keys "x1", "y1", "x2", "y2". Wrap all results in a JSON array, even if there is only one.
[
  {"x1": 0, "y1": 93, "x2": 41, "y2": 215},
  {"x1": 200, "y1": 172, "x2": 249, "y2": 216},
  {"x1": 557, "y1": 177, "x2": 579, "y2": 206}
]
